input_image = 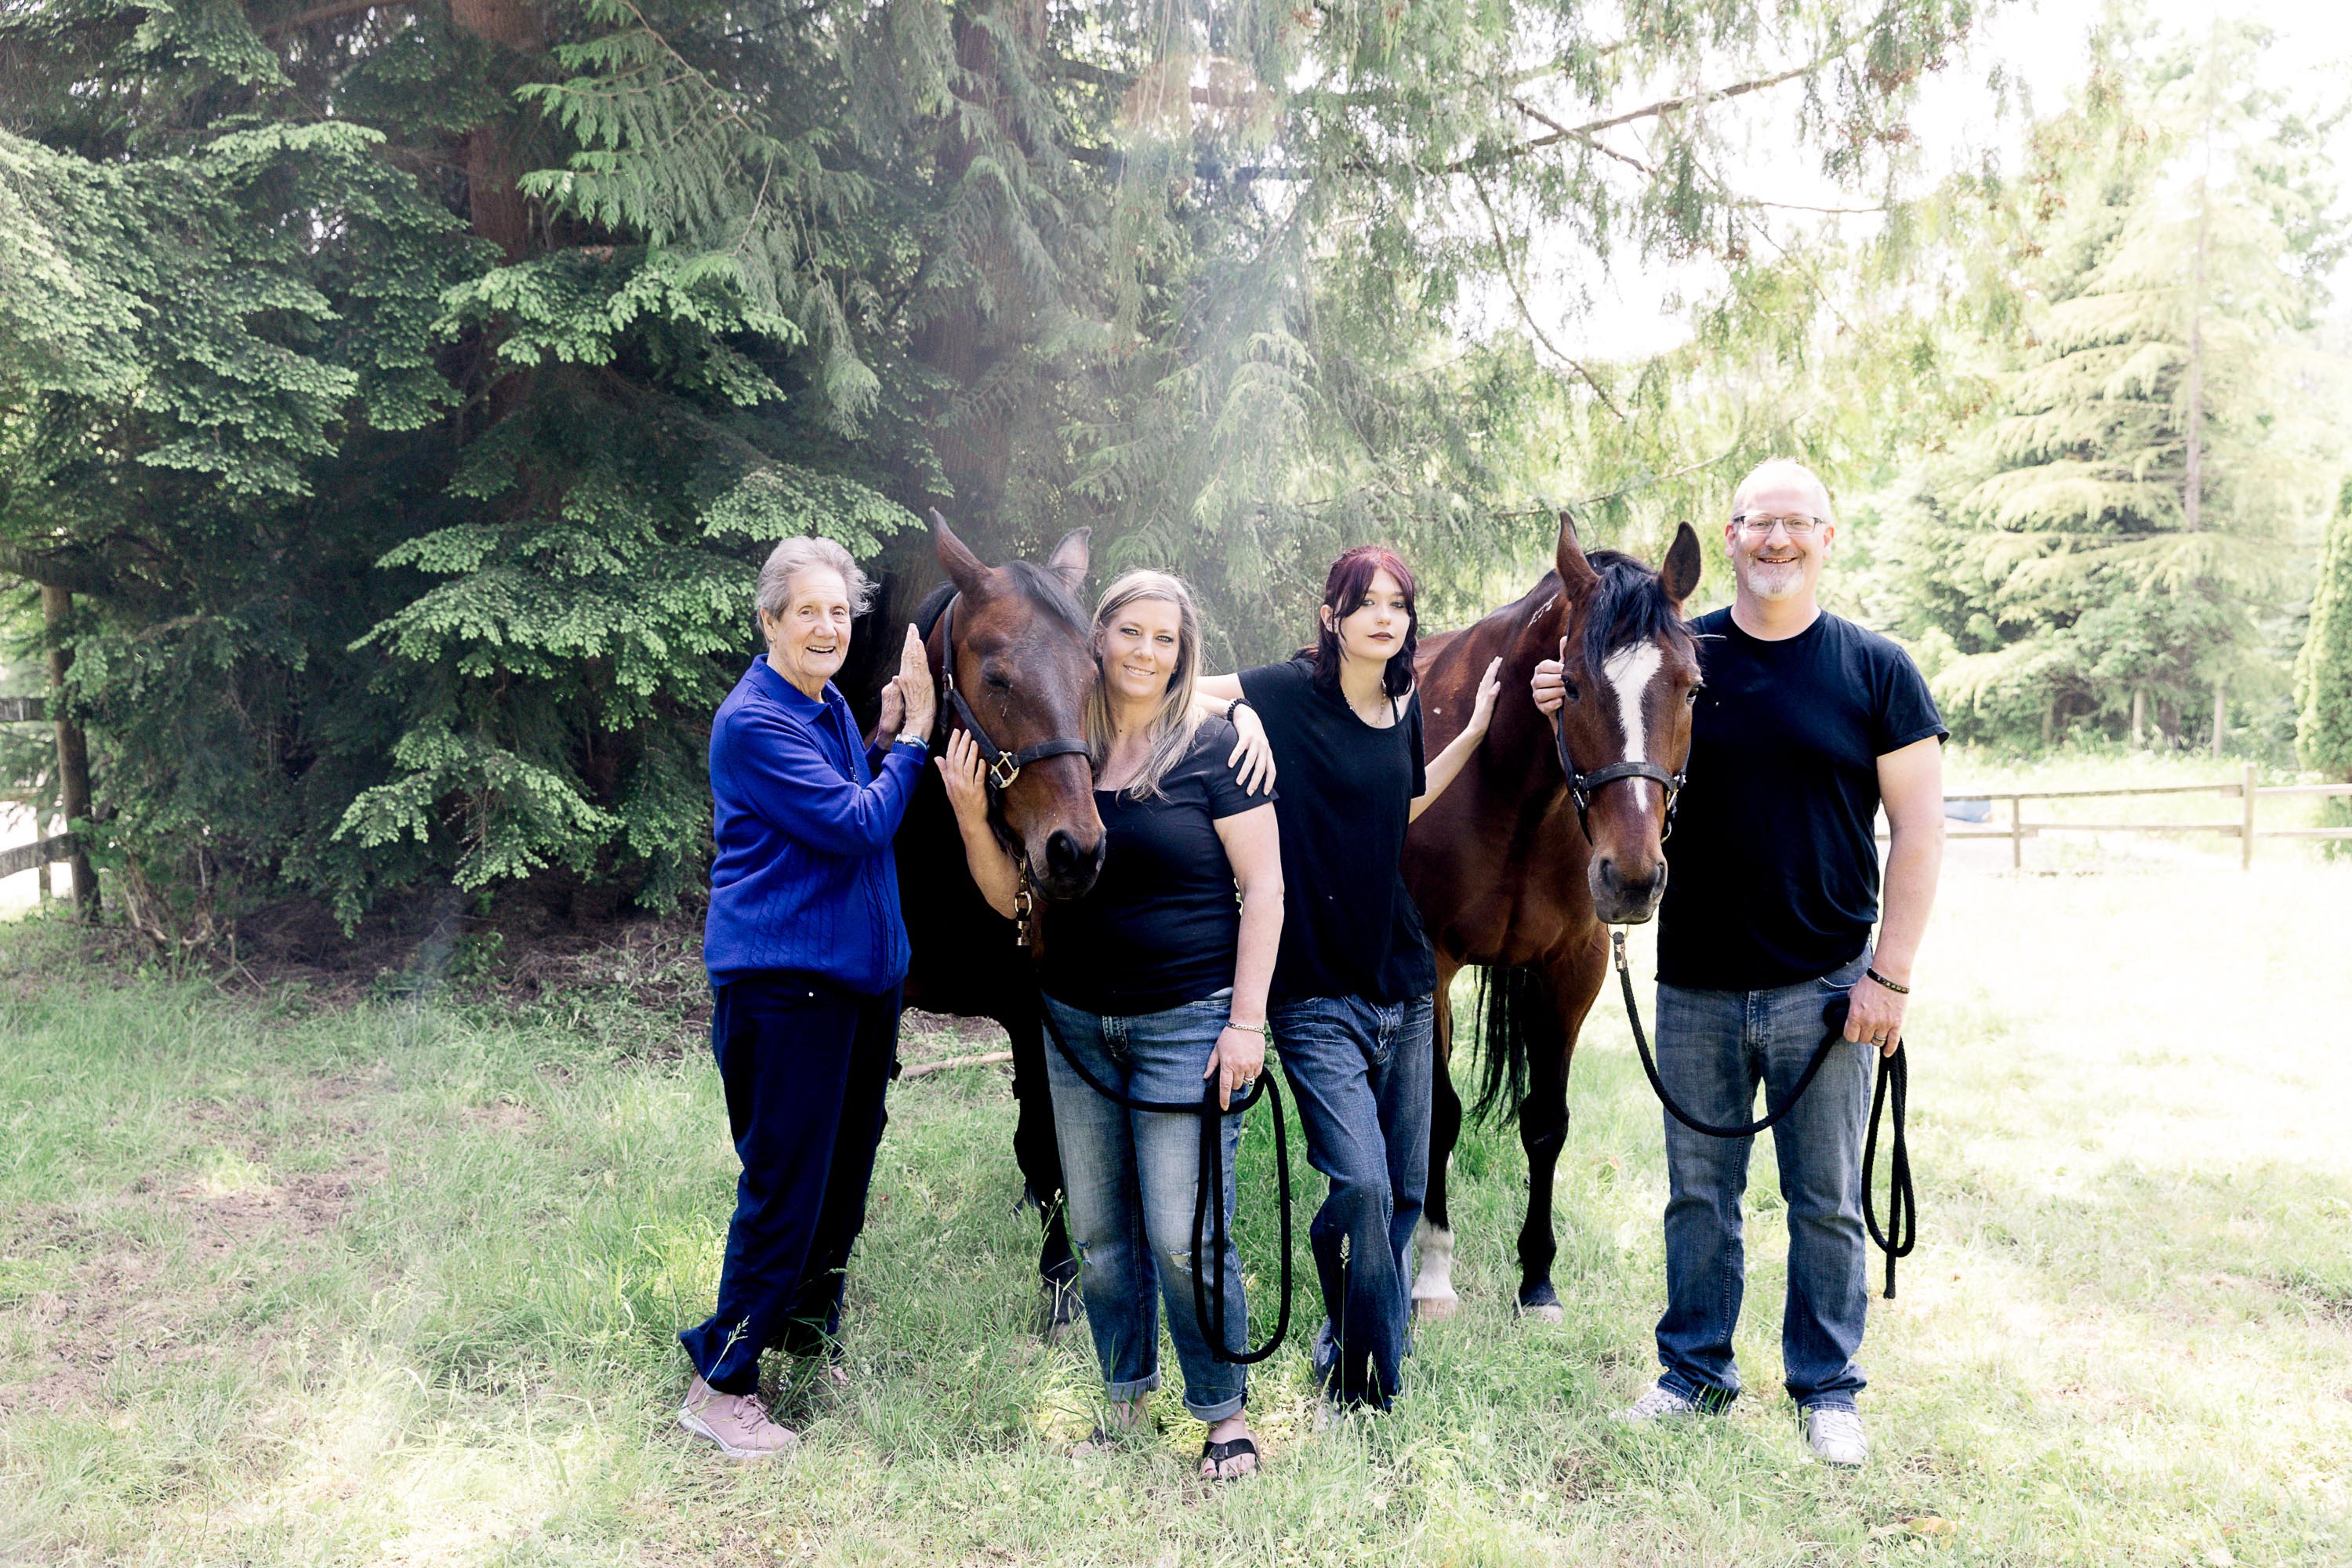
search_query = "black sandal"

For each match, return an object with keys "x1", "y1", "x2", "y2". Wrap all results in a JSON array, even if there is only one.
[{"x1": 1198, "y1": 1435, "x2": 1259, "y2": 1480}]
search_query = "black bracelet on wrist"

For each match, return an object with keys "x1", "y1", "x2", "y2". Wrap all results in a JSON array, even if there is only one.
[
  {"x1": 1225, "y1": 696, "x2": 1250, "y2": 724},
  {"x1": 1864, "y1": 966, "x2": 1910, "y2": 995}
]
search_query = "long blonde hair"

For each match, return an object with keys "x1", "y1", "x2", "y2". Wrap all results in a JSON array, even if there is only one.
[{"x1": 1087, "y1": 569, "x2": 1204, "y2": 800}]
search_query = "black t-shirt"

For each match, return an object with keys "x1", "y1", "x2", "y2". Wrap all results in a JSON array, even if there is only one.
[
  {"x1": 1236, "y1": 656, "x2": 1438, "y2": 1005},
  {"x1": 1038, "y1": 718, "x2": 1268, "y2": 1016},
  {"x1": 1657, "y1": 609, "x2": 1947, "y2": 991}
]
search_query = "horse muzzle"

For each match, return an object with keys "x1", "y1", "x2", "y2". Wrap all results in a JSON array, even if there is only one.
[
  {"x1": 1033, "y1": 828, "x2": 1107, "y2": 901},
  {"x1": 1589, "y1": 855, "x2": 1667, "y2": 925}
]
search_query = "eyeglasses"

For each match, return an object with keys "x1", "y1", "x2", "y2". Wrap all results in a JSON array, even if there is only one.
[{"x1": 1732, "y1": 513, "x2": 1824, "y2": 535}]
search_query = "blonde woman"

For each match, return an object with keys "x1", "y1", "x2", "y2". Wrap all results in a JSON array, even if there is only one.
[{"x1": 939, "y1": 571, "x2": 1282, "y2": 1480}]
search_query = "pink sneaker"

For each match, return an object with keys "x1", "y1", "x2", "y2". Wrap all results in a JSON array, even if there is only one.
[{"x1": 678, "y1": 1375, "x2": 799, "y2": 1460}]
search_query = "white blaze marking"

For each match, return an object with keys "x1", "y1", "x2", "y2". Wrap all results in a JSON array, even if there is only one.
[{"x1": 1600, "y1": 643, "x2": 1663, "y2": 812}]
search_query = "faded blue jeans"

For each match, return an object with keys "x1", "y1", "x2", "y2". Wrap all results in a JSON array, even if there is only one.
[
  {"x1": 1040, "y1": 993, "x2": 1248, "y2": 1422},
  {"x1": 1269, "y1": 992, "x2": 1434, "y2": 1411},
  {"x1": 1653, "y1": 948, "x2": 1875, "y2": 1413}
]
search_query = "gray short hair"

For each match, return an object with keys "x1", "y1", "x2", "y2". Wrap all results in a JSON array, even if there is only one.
[{"x1": 757, "y1": 535, "x2": 874, "y2": 626}]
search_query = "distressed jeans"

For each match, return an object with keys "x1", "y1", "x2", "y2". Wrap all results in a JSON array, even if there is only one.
[
  {"x1": 1653, "y1": 948, "x2": 1875, "y2": 1412},
  {"x1": 1040, "y1": 993, "x2": 1248, "y2": 1422},
  {"x1": 1269, "y1": 991, "x2": 1434, "y2": 1410}
]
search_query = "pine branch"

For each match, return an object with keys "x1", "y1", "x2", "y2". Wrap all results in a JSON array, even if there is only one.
[
  {"x1": 258, "y1": 0, "x2": 413, "y2": 40},
  {"x1": 1467, "y1": 169, "x2": 1627, "y2": 423},
  {"x1": 1448, "y1": 9, "x2": 1895, "y2": 176}
]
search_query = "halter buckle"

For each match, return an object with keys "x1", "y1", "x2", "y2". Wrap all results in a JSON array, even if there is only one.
[{"x1": 988, "y1": 753, "x2": 1023, "y2": 791}]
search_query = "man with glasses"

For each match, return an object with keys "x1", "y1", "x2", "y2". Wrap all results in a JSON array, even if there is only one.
[{"x1": 1534, "y1": 457, "x2": 1946, "y2": 1466}]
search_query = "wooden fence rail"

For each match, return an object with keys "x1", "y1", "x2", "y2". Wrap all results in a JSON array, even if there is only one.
[{"x1": 1913, "y1": 763, "x2": 2352, "y2": 868}]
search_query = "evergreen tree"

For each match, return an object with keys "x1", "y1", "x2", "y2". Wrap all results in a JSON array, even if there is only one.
[
  {"x1": 1875, "y1": 17, "x2": 2340, "y2": 750},
  {"x1": 2298, "y1": 480, "x2": 2352, "y2": 781},
  {"x1": 0, "y1": 0, "x2": 1989, "y2": 934}
]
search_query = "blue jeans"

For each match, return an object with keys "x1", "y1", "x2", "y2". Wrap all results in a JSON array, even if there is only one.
[
  {"x1": 1040, "y1": 993, "x2": 1248, "y2": 1422},
  {"x1": 1653, "y1": 949, "x2": 1875, "y2": 1412},
  {"x1": 1269, "y1": 992, "x2": 1434, "y2": 1410}
]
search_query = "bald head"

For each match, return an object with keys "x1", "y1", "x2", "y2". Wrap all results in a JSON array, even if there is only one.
[{"x1": 1730, "y1": 458, "x2": 1833, "y2": 525}]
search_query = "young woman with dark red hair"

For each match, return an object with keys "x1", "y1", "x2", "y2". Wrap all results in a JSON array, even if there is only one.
[{"x1": 1198, "y1": 546, "x2": 1500, "y2": 1416}]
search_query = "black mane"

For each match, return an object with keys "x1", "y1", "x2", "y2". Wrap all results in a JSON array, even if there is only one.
[{"x1": 1575, "y1": 548, "x2": 1694, "y2": 674}]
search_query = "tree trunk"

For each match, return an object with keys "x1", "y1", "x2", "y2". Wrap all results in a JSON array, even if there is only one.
[
  {"x1": 2183, "y1": 54, "x2": 2213, "y2": 535},
  {"x1": 2131, "y1": 687, "x2": 2147, "y2": 748},
  {"x1": 448, "y1": 0, "x2": 543, "y2": 260},
  {"x1": 2210, "y1": 676, "x2": 2226, "y2": 757},
  {"x1": 2042, "y1": 699, "x2": 2056, "y2": 749},
  {"x1": 42, "y1": 585, "x2": 97, "y2": 919}
]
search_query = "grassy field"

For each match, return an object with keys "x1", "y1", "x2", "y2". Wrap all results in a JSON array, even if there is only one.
[{"x1": 3, "y1": 833, "x2": 2350, "y2": 1563}]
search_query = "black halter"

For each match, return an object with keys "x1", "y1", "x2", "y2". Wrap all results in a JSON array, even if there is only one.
[
  {"x1": 1551, "y1": 685, "x2": 1688, "y2": 844},
  {"x1": 934, "y1": 593, "x2": 1092, "y2": 791}
]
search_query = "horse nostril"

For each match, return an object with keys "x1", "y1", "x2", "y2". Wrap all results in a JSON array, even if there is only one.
[
  {"x1": 1595, "y1": 856, "x2": 1618, "y2": 889},
  {"x1": 1046, "y1": 829, "x2": 1080, "y2": 876}
]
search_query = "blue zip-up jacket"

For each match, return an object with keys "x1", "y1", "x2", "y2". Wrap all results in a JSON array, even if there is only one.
[{"x1": 703, "y1": 657, "x2": 923, "y2": 993}]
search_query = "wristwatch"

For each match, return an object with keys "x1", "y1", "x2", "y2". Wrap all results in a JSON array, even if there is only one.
[{"x1": 893, "y1": 734, "x2": 929, "y2": 754}]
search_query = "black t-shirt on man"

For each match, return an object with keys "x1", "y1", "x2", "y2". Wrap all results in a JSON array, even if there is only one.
[
  {"x1": 1038, "y1": 717, "x2": 1268, "y2": 1017},
  {"x1": 1237, "y1": 655, "x2": 1439, "y2": 1005},
  {"x1": 1657, "y1": 608, "x2": 1947, "y2": 992}
]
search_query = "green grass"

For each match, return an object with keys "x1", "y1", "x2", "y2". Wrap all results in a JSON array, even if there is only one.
[{"x1": 3, "y1": 855, "x2": 2350, "y2": 1566}]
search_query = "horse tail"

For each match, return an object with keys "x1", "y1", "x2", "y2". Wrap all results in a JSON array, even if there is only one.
[{"x1": 1470, "y1": 964, "x2": 1543, "y2": 1122}]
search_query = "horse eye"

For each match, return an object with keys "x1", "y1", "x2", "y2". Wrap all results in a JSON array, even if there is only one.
[
  {"x1": 982, "y1": 670, "x2": 1012, "y2": 691},
  {"x1": 1685, "y1": 688, "x2": 1700, "y2": 706},
  {"x1": 1563, "y1": 680, "x2": 1581, "y2": 703}
]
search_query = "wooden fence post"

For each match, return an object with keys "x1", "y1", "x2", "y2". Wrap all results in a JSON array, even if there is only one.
[
  {"x1": 40, "y1": 585, "x2": 97, "y2": 918},
  {"x1": 2009, "y1": 796, "x2": 2023, "y2": 869},
  {"x1": 2240, "y1": 760, "x2": 2257, "y2": 870}
]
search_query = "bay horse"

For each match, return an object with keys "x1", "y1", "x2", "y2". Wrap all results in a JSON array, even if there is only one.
[
  {"x1": 1402, "y1": 514, "x2": 1704, "y2": 1319},
  {"x1": 884, "y1": 517, "x2": 1105, "y2": 1327}
]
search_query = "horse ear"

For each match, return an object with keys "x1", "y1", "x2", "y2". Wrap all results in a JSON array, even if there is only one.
[
  {"x1": 932, "y1": 509, "x2": 990, "y2": 598},
  {"x1": 1045, "y1": 526, "x2": 1091, "y2": 593},
  {"x1": 1661, "y1": 521, "x2": 1703, "y2": 608},
  {"x1": 1555, "y1": 510, "x2": 1601, "y2": 601}
]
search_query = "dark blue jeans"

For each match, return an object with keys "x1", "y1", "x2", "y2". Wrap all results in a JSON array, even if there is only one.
[
  {"x1": 1269, "y1": 992, "x2": 1434, "y2": 1410},
  {"x1": 1652, "y1": 949, "x2": 1874, "y2": 1412},
  {"x1": 679, "y1": 974, "x2": 898, "y2": 1395},
  {"x1": 1040, "y1": 993, "x2": 1248, "y2": 1422}
]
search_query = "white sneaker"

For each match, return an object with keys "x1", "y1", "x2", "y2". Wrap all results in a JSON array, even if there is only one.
[
  {"x1": 1803, "y1": 1406, "x2": 1867, "y2": 1467},
  {"x1": 678, "y1": 1375, "x2": 799, "y2": 1461},
  {"x1": 1617, "y1": 1381, "x2": 1704, "y2": 1423}
]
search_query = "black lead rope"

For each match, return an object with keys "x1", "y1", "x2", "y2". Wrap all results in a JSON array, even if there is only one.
[
  {"x1": 1610, "y1": 930, "x2": 1917, "y2": 1298},
  {"x1": 1036, "y1": 1002, "x2": 1295, "y2": 1363}
]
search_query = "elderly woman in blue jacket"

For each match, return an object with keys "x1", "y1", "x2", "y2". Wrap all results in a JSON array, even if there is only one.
[{"x1": 678, "y1": 535, "x2": 935, "y2": 1461}]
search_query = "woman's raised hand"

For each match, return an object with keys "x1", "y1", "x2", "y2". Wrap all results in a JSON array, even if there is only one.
[
  {"x1": 1466, "y1": 656, "x2": 1504, "y2": 739},
  {"x1": 937, "y1": 728, "x2": 990, "y2": 826},
  {"x1": 1225, "y1": 702, "x2": 1277, "y2": 795},
  {"x1": 895, "y1": 624, "x2": 938, "y2": 738}
]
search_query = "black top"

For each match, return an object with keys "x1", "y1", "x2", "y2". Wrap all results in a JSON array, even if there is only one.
[
  {"x1": 1237, "y1": 655, "x2": 1438, "y2": 1004},
  {"x1": 1039, "y1": 717, "x2": 1269, "y2": 1017},
  {"x1": 1657, "y1": 609, "x2": 1947, "y2": 991}
]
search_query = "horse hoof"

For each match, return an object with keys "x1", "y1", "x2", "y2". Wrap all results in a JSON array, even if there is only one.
[
  {"x1": 1411, "y1": 1293, "x2": 1460, "y2": 1322},
  {"x1": 1515, "y1": 1283, "x2": 1563, "y2": 1323}
]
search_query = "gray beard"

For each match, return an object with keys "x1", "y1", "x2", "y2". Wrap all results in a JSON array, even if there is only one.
[{"x1": 1739, "y1": 560, "x2": 1806, "y2": 601}]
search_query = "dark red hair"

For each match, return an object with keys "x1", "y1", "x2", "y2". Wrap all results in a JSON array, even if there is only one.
[{"x1": 1310, "y1": 545, "x2": 1418, "y2": 700}]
